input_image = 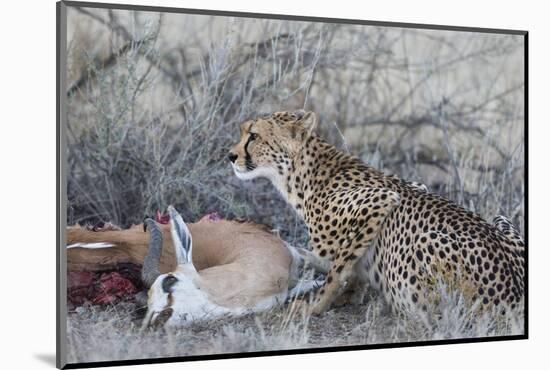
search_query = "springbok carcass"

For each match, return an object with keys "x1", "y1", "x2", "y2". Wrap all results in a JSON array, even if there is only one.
[{"x1": 67, "y1": 206, "x2": 323, "y2": 327}]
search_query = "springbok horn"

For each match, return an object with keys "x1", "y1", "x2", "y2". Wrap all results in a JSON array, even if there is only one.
[{"x1": 142, "y1": 218, "x2": 163, "y2": 287}]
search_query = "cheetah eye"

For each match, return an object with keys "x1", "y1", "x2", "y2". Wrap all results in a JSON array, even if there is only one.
[{"x1": 249, "y1": 132, "x2": 259, "y2": 141}]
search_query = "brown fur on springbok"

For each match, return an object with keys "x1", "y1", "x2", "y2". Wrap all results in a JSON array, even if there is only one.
[
  {"x1": 67, "y1": 210, "x2": 323, "y2": 326},
  {"x1": 68, "y1": 217, "x2": 290, "y2": 278}
]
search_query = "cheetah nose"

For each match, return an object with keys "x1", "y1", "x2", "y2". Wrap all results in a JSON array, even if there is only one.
[{"x1": 227, "y1": 152, "x2": 238, "y2": 163}]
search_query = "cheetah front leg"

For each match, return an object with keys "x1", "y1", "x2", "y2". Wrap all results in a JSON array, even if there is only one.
[
  {"x1": 308, "y1": 188, "x2": 400, "y2": 315},
  {"x1": 332, "y1": 272, "x2": 367, "y2": 307}
]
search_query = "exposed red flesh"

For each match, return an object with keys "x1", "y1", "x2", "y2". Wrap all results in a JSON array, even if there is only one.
[
  {"x1": 68, "y1": 212, "x2": 225, "y2": 308},
  {"x1": 201, "y1": 212, "x2": 222, "y2": 222},
  {"x1": 67, "y1": 263, "x2": 143, "y2": 309},
  {"x1": 155, "y1": 210, "x2": 170, "y2": 224}
]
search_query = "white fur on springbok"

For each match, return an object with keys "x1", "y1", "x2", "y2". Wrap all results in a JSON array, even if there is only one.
[{"x1": 66, "y1": 242, "x2": 115, "y2": 249}]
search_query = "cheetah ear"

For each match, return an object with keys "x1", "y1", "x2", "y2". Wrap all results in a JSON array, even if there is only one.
[{"x1": 296, "y1": 111, "x2": 317, "y2": 137}]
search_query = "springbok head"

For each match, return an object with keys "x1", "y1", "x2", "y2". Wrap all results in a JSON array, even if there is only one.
[
  {"x1": 141, "y1": 206, "x2": 226, "y2": 328},
  {"x1": 139, "y1": 205, "x2": 328, "y2": 328}
]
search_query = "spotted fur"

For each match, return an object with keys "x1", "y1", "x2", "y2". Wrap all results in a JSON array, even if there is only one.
[{"x1": 229, "y1": 110, "x2": 525, "y2": 315}]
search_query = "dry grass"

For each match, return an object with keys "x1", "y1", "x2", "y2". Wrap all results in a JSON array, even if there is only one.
[
  {"x1": 66, "y1": 281, "x2": 523, "y2": 363},
  {"x1": 65, "y1": 6, "x2": 525, "y2": 364}
]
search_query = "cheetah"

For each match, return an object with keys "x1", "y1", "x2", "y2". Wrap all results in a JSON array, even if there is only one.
[{"x1": 228, "y1": 110, "x2": 525, "y2": 316}]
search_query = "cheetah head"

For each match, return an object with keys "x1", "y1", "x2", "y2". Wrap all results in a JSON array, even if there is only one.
[{"x1": 228, "y1": 110, "x2": 317, "y2": 182}]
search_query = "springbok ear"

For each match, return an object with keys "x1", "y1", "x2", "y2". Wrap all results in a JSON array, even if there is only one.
[
  {"x1": 167, "y1": 205, "x2": 193, "y2": 265},
  {"x1": 296, "y1": 111, "x2": 317, "y2": 136}
]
